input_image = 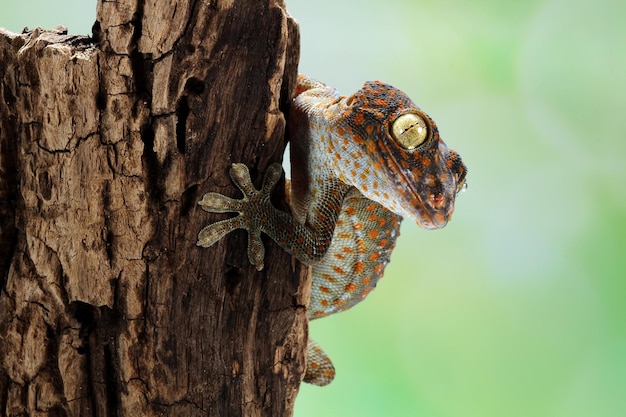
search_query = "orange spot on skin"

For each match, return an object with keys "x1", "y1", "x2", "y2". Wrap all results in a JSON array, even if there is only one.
[
  {"x1": 369, "y1": 253, "x2": 380, "y2": 261},
  {"x1": 378, "y1": 239, "x2": 388, "y2": 247},
  {"x1": 334, "y1": 253, "x2": 345, "y2": 260},
  {"x1": 374, "y1": 99, "x2": 388, "y2": 106},
  {"x1": 378, "y1": 218, "x2": 387, "y2": 226},
  {"x1": 354, "y1": 113, "x2": 365, "y2": 125},
  {"x1": 353, "y1": 222, "x2": 363, "y2": 231},
  {"x1": 374, "y1": 264, "x2": 384, "y2": 275},
  {"x1": 362, "y1": 277, "x2": 371, "y2": 285},
  {"x1": 354, "y1": 262, "x2": 364, "y2": 274},
  {"x1": 337, "y1": 127, "x2": 345, "y2": 136},
  {"x1": 319, "y1": 286, "x2": 331, "y2": 294},
  {"x1": 368, "y1": 214, "x2": 378, "y2": 222},
  {"x1": 342, "y1": 247, "x2": 354, "y2": 253},
  {"x1": 356, "y1": 239, "x2": 366, "y2": 253},
  {"x1": 422, "y1": 157, "x2": 432, "y2": 167},
  {"x1": 345, "y1": 283, "x2": 357, "y2": 292},
  {"x1": 320, "y1": 299, "x2": 329, "y2": 307},
  {"x1": 368, "y1": 230, "x2": 379, "y2": 239},
  {"x1": 333, "y1": 266, "x2": 346, "y2": 275},
  {"x1": 322, "y1": 273, "x2": 336, "y2": 283},
  {"x1": 345, "y1": 206, "x2": 356, "y2": 215},
  {"x1": 332, "y1": 299, "x2": 346, "y2": 306}
]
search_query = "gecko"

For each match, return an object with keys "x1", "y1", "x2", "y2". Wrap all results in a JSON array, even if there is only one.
[{"x1": 197, "y1": 75, "x2": 467, "y2": 386}]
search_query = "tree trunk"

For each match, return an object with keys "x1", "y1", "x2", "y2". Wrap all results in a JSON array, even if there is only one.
[{"x1": 0, "y1": 1, "x2": 306, "y2": 416}]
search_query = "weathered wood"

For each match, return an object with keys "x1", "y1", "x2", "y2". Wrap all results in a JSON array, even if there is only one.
[{"x1": 0, "y1": 1, "x2": 306, "y2": 416}]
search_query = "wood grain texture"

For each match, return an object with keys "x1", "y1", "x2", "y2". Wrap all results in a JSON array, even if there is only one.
[{"x1": 0, "y1": 1, "x2": 305, "y2": 415}]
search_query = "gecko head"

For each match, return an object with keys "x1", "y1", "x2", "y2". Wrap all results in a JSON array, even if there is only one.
[{"x1": 338, "y1": 81, "x2": 467, "y2": 229}]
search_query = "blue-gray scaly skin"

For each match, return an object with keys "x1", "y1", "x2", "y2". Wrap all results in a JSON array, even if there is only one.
[{"x1": 198, "y1": 74, "x2": 467, "y2": 386}]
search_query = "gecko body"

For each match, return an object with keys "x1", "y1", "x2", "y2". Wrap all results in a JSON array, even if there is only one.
[{"x1": 198, "y1": 75, "x2": 467, "y2": 386}]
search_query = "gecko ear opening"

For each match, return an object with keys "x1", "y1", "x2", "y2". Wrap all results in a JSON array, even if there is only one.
[{"x1": 390, "y1": 113, "x2": 428, "y2": 150}]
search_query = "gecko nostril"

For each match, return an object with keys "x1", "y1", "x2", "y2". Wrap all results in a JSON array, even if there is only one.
[{"x1": 429, "y1": 193, "x2": 445, "y2": 209}]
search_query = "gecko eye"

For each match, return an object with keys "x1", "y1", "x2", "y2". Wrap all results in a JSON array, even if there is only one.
[{"x1": 390, "y1": 113, "x2": 428, "y2": 149}]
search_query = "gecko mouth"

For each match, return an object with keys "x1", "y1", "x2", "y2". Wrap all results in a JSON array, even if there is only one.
[{"x1": 419, "y1": 204, "x2": 451, "y2": 229}]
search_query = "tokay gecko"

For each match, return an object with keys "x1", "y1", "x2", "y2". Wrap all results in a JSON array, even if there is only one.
[{"x1": 197, "y1": 75, "x2": 467, "y2": 386}]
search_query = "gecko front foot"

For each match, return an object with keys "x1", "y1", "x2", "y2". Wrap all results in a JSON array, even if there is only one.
[{"x1": 197, "y1": 162, "x2": 283, "y2": 271}]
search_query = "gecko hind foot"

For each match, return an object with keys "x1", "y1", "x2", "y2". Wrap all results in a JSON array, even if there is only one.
[
  {"x1": 304, "y1": 339, "x2": 336, "y2": 386},
  {"x1": 197, "y1": 162, "x2": 283, "y2": 270}
]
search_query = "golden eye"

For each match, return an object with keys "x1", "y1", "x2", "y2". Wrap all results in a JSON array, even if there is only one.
[{"x1": 390, "y1": 113, "x2": 428, "y2": 149}]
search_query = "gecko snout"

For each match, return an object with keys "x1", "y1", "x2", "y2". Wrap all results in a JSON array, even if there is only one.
[{"x1": 422, "y1": 209, "x2": 450, "y2": 229}]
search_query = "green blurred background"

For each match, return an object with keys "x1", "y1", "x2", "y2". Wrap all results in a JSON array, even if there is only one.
[{"x1": 3, "y1": 0, "x2": 624, "y2": 415}]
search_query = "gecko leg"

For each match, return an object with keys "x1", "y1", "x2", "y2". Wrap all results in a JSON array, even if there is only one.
[
  {"x1": 197, "y1": 162, "x2": 283, "y2": 271},
  {"x1": 199, "y1": 164, "x2": 338, "y2": 385}
]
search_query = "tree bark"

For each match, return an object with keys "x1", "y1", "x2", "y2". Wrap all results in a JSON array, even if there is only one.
[{"x1": 0, "y1": 1, "x2": 306, "y2": 416}]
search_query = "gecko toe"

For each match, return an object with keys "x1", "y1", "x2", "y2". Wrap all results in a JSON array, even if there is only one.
[
  {"x1": 247, "y1": 231, "x2": 265, "y2": 271},
  {"x1": 197, "y1": 216, "x2": 245, "y2": 248},
  {"x1": 198, "y1": 192, "x2": 243, "y2": 213},
  {"x1": 262, "y1": 162, "x2": 283, "y2": 193},
  {"x1": 229, "y1": 163, "x2": 258, "y2": 197}
]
